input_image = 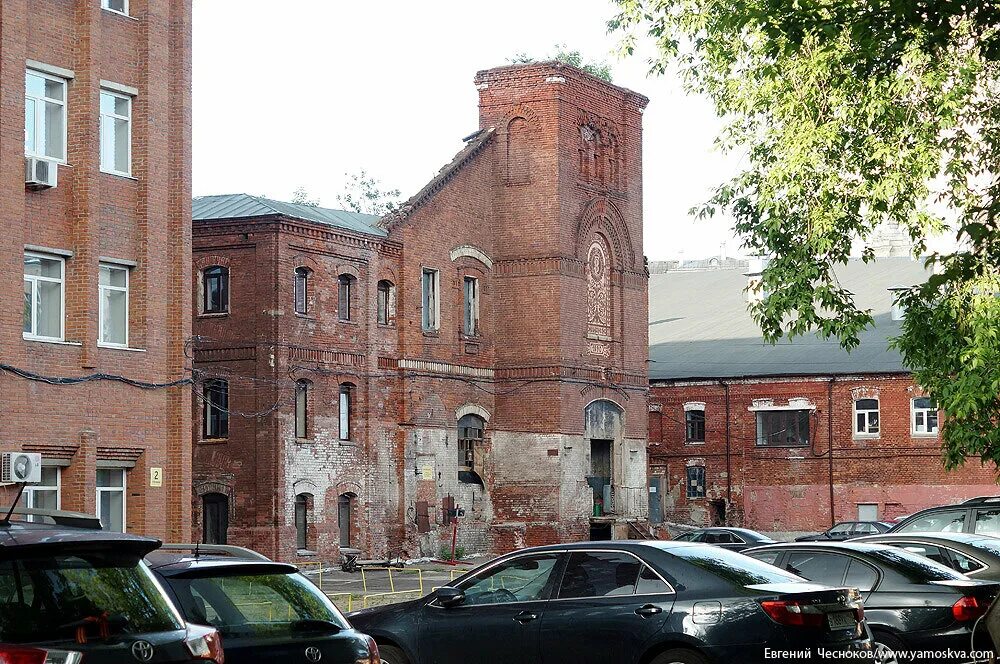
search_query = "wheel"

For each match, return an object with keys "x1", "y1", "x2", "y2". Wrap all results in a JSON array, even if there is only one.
[
  {"x1": 649, "y1": 648, "x2": 709, "y2": 664},
  {"x1": 870, "y1": 631, "x2": 904, "y2": 664},
  {"x1": 377, "y1": 644, "x2": 409, "y2": 664}
]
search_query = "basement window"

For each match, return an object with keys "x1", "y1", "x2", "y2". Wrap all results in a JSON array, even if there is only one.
[
  {"x1": 755, "y1": 409, "x2": 810, "y2": 447},
  {"x1": 686, "y1": 466, "x2": 706, "y2": 499}
]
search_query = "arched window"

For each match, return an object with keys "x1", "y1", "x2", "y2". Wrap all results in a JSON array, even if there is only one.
[
  {"x1": 338, "y1": 493, "x2": 355, "y2": 548},
  {"x1": 338, "y1": 274, "x2": 355, "y2": 321},
  {"x1": 505, "y1": 117, "x2": 530, "y2": 184},
  {"x1": 458, "y1": 414, "x2": 485, "y2": 480},
  {"x1": 339, "y1": 383, "x2": 354, "y2": 441},
  {"x1": 203, "y1": 379, "x2": 229, "y2": 439},
  {"x1": 377, "y1": 280, "x2": 395, "y2": 325},
  {"x1": 294, "y1": 267, "x2": 311, "y2": 315},
  {"x1": 202, "y1": 266, "x2": 229, "y2": 314},
  {"x1": 295, "y1": 493, "x2": 311, "y2": 550},
  {"x1": 202, "y1": 492, "x2": 229, "y2": 545},
  {"x1": 295, "y1": 380, "x2": 310, "y2": 439}
]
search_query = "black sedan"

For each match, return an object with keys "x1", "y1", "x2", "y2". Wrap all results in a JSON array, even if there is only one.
[
  {"x1": 147, "y1": 547, "x2": 380, "y2": 664},
  {"x1": 744, "y1": 541, "x2": 999, "y2": 661},
  {"x1": 795, "y1": 521, "x2": 892, "y2": 542},
  {"x1": 673, "y1": 527, "x2": 777, "y2": 551},
  {"x1": 850, "y1": 532, "x2": 1000, "y2": 581},
  {"x1": 349, "y1": 540, "x2": 873, "y2": 664}
]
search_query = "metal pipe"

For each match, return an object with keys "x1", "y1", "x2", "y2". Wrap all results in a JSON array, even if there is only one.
[
  {"x1": 828, "y1": 377, "x2": 836, "y2": 527},
  {"x1": 723, "y1": 381, "x2": 732, "y2": 517}
]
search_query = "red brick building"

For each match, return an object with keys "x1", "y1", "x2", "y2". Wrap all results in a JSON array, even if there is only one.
[
  {"x1": 0, "y1": 0, "x2": 192, "y2": 540},
  {"x1": 191, "y1": 62, "x2": 650, "y2": 561},
  {"x1": 647, "y1": 259, "x2": 998, "y2": 536}
]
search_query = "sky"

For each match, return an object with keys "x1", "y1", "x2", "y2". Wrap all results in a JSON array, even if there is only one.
[{"x1": 192, "y1": 1, "x2": 748, "y2": 261}]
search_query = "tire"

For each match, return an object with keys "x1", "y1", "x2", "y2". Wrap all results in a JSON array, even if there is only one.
[
  {"x1": 871, "y1": 631, "x2": 905, "y2": 664},
  {"x1": 649, "y1": 648, "x2": 709, "y2": 664},
  {"x1": 377, "y1": 644, "x2": 409, "y2": 664}
]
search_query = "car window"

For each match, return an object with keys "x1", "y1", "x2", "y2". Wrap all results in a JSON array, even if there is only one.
[
  {"x1": 165, "y1": 571, "x2": 349, "y2": 638},
  {"x1": 458, "y1": 554, "x2": 560, "y2": 605},
  {"x1": 675, "y1": 532, "x2": 698, "y2": 542},
  {"x1": 670, "y1": 546, "x2": 804, "y2": 585},
  {"x1": 844, "y1": 560, "x2": 878, "y2": 592},
  {"x1": 829, "y1": 523, "x2": 854, "y2": 535},
  {"x1": 558, "y1": 551, "x2": 644, "y2": 598},
  {"x1": 974, "y1": 509, "x2": 1000, "y2": 536},
  {"x1": 635, "y1": 565, "x2": 672, "y2": 595},
  {"x1": 854, "y1": 523, "x2": 879, "y2": 535},
  {"x1": 864, "y1": 547, "x2": 965, "y2": 581},
  {"x1": 896, "y1": 510, "x2": 967, "y2": 534},
  {"x1": 747, "y1": 550, "x2": 782, "y2": 566},
  {"x1": 785, "y1": 552, "x2": 850, "y2": 586},
  {"x1": 948, "y1": 550, "x2": 985, "y2": 574},
  {"x1": 891, "y1": 543, "x2": 951, "y2": 567}
]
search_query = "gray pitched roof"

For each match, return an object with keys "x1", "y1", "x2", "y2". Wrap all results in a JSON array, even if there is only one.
[
  {"x1": 192, "y1": 193, "x2": 386, "y2": 237},
  {"x1": 648, "y1": 257, "x2": 929, "y2": 381}
]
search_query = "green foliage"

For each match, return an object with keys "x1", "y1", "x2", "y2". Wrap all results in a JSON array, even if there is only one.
[
  {"x1": 438, "y1": 544, "x2": 465, "y2": 562},
  {"x1": 509, "y1": 44, "x2": 614, "y2": 82},
  {"x1": 335, "y1": 169, "x2": 402, "y2": 217},
  {"x1": 290, "y1": 186, "x2": 320, "y2": 207},
  {"x1": 610, "y1": 1, "x2": 1000, "y2": 469}
]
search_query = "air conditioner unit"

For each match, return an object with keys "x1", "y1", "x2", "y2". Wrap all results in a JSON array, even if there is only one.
[
  {"x1": 25, "y1": 157, "x2": 57, "y2": 190},
  {"x1": 1, "y1": 453, "x2": 42, "y2": 484}
]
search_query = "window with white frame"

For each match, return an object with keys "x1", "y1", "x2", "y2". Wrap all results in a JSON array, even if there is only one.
[
  {"x1": 463, "y1": 276, "x2": 479, "y2": 336},
  {"x1": 97, "y1": 468, "x2": 126, "y2": 533},
  {"x1": 339, "y1": 383, "x2": 354, "y2": 441},
  {"x1": 23, "y1": 252, "x2": 64, "y2": 341},
  {"x1": 99, "y1": 263, "x2": 129, "y2": 346},
  {"x1": 25, "y1": 70, "x2": 67, "y2": 161},
  {"x1": 912, "y1": 397, "x2": 939, "y2": 435},
  {"x1": 101, "y1": 0, "x2": 128, "y2": 14},
  {"x1": 100, "y1": 90, "x2": 131, "y2": 176},
  {"x1": 854, "y1": 398, "x2": 880, "y2": 437},
  {"x1": 421, "y1": 268, "x2": 439, "y2": 331},
  {"x1": 25, "y1": 466, "x2": 60, "y2": 522}
]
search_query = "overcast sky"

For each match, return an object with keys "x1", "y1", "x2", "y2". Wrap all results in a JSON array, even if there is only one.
[{"x1": 192, "y1": 1, "x2": 750, "y2": 260}]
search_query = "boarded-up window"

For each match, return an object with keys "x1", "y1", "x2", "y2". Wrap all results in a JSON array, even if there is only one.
[
  {"x1": 505, "y1": 117, "x2": 530, "y2": 184},
  {"x1": 415, "y1": 500, "x2": 430, "y2": 533}
]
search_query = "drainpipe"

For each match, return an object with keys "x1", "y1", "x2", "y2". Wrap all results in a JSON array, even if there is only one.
[
  {"x1": 721, "y1": 381, "x2": 732, "y2": 519},
  {"x1": 828, "y1": 377, "x2": 835, "y2": 527}
]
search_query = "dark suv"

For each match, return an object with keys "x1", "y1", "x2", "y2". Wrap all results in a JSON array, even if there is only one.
[
  {"x1": 0, "y1": 507, "x2": 223, "y2": 663},
  {"x1": 146, "y1": 545, "x2": 379, "y2": 664},
  {"x1": 890, "y1": 497, "x2": 1000, "y2": 536}
]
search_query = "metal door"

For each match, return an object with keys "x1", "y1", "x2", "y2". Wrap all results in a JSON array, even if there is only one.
[{"x1": 648, "y1": 476, "x2": 663, "y2": 525}]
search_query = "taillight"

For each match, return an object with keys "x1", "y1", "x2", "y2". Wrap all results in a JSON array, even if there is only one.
[
  {"x1": 184, "y1": 624, "x2": 225, "y2": 663},
  {"x1": 357, "y1": 636, "x2": 380, "y2": 664},
  {"x1": 0, "y1": 648, "x2": 82, "y2": 664},
  {"x1": 760, "y1": 600, "x2": 826, "y2": 628},
  {"x1": 952, "y1": 596, "x2": 988, "y2": 622}
]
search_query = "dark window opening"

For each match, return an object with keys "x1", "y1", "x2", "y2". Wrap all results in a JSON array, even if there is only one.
[
  {"x1": 294, "y1": 267, "x2": 310, "y2": 315},
  {"x1": 588, "y1": 439, "x2": 612, "y2": 514},
  {"x1": 458, "y1": 414, "x2": 484, "y2": 473},
  {"x1": 338, "y1": 274, "x2": 354, "y2": 321},
  {"x1": 377, "y1": 280, "x2": 394, "y2": 325},
  {"x1": 685, "y1": 409, "x2": 705, "y2": 443},
  {"x1": 463, "y1": 276, "x2": 479, "y2": 336},
  {"x1": 686, "y1": 466, "x2": 706, "y2": 499},
  {"x1": 338, "y1": 494, "x2": 353, "y2": 548},
  {"x1": 295, "y1": 493, "x2": 310, "y2": 550},
  {"x1": 202, "y1": 266, "x2": 229, "y2": 314},
  {"x1": 295, "y1": 380, "x2": 309, "y2": 439},
  {"x1": 202, "y1": 493, "x2": 228, "y2": 545},
  {"x1": 203, "y1": 379, "x2": 229, "y2": 439},
  {"x1": 756, "y1": 409, "x2": 810, "y2": 447}
]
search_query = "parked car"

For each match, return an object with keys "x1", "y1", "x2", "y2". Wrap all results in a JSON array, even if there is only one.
[
  {"x1": 673, "y1": 527, "x2": 777, "y2": 551},
  {"x1": 0, "y1": 507, "x2": 224, "y2": 663},
  {"x1": 744, "y1": 541, "x2": 999, "y2": 660},
  {"x1": 850, "y1": 532, "x2": 1000, "y2": 580},
  {"x1": 889, "y1": 497, "x2": 1000, "y2": 536},
  {"x1": 146, "y1": 544, "x2": 379, "y2": 664},
  {"x1": 795, "y1": 521, "x2": 892, "y2": 541},
  {"x1": 350, "y1": 540, "x2": 873, "y2": 664}
]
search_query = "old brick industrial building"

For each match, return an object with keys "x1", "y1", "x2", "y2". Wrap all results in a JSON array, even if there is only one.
[
  {"x1": 191, "y1": 62, "x2": 650, "y2": 560},
  {"x1": 0, "y1": 0, "x2": 192, "y2": 540},
  {"x1": 647, "y1": 258, "x2": 998, "y2": 535}
]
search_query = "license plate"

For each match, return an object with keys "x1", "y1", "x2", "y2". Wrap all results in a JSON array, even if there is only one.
[{"x1": 827, "y1": 611, "x2": 856, "y2": 629}]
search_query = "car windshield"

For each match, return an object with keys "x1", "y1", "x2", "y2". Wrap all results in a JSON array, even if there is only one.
[
  {"x1": 670, "y1": 545, "x2": 805, "y2": 585},
  {"x1": 864, "y1": 547, "x2": 966, "y2": 581},
  {"x1": 165, "y1": 571, "x2": 349, "y2": 638},
  {"x1": 0, "y1": 552, "x2": 183, "y2": 643}
]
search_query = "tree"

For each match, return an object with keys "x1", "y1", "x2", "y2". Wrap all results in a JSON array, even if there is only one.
[
  {"x1": 610, "y1": 1, "x2": 1000, "y2": 469},
  {"x1": 335, "y1": 169, "x2": 402, "y2": 217},
  {"x1": 290, "y1": 186, "x2": 320, "y2": 207},
  {"x1": 509, "y1": 44, "x2": 613, "y2": 82}
]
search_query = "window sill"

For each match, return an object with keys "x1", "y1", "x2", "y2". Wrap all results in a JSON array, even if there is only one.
[
  {"x1": 339, "y1": 319, "x2": 358, "y2": 326},
  {"x1": 295, "y1": 437, "x2": 312, "y2": 444},
  {"x1": 684, "y1": 441, "x2": 706, "y2": 446},
  {"x1": 198, "y1": 312, "x2": 229, "y2": 319},
  {"x1": 377, "y1": 322, "x2": 396, "y2": 329},
  {"x1": 339, "y1": 440, "x2": 357, "y2": 447},
  {"x1": 853, "y1": 433, "x2": 880, "y2": 440},
  {"x1": 911, "y1": 432, "x2": 940, "y2": 438},
  {"x1": 296, "y1": 549, "x2": 317, "y2": 557},
  {"x1": 101, "y1": 8, "x2": 138, "y2": 20},
  {"x1": 100, "y1": 170, "x2": 138, "y2": 181},
  {"x1": 98, "y1": 343, "x2": 145, "y2": 352},
  {"x1": 294, "y1": 313, "x2": 314, "y2": 320},
  {"x1": 198, "y1": 438, "x2": 228, "y2": 445},
  {"x1": 422, "y1": 330, "x2": 440, "y2": 338},
  {"x1": 23, "y1": 335, "x2": 80, "y2": 346}
]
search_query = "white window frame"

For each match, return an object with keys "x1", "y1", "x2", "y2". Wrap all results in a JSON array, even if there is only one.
[
  {"x1": 339, "y1": 384, "x2": 352, "y2": 441},
  {"x1": 98, "y1": 262, "x2": 130, "y2": 347},
  {"x1": 911, "y1": 397, "x2": 939, "y2": 435},
  {"x1": 101, "y1": 0, "x2": 129, "y2": 16},
  {"x1": 23, "y1": 251, "x2": 65, "y2": 341},
  {"x1": 25, "y1": 69, "x2": 68, "y2": 163},
  {"x1": 421, "y1": 268, "x2": 440, "y2": 332},
  {"x1": 853, "y1": 398, "x2": 880, "y2": 438},
  {"x1": 25, "y1": 467, "x2": 61, "y2": 523},
  {"x1": 99, "y1": 89, "x2": 132, "y2": 176},
  {"x1": 96, "y1": 468, "x2": 127, "y2": 533}
]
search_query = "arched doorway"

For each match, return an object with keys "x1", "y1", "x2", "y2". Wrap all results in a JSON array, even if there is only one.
[
  {"x1": 584, "y1": 400, "x2": 625, "y2": 528},
  {"x1": 202, "y1": 492, "x2": 229, "y2": 545}
]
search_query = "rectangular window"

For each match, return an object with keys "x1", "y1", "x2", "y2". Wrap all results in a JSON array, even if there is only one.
[
  {"x1": 98, "y1": 263, "x2": 129, "y2": 346},
  {"x1": 686, "y1": 466, "x2": 706, "y2": 499},
  {"x1": 421, "y1": 268, "x2": 438, "y2": 331},
  {"x1": 203, "y1": 379, "x2": 229, "y2": 439},
  {"x1": 101, "y1": 0, "x2": 128, "y2": 13},
  {"x1": 25, "y1": 70, "x2": 67, "y2": 161},
  {"x1": 854, "y1": 399, "x2": 880, "y2": 437},
  {"x1": 96, "y1": 468, "x2": 126, "y2": 533},
  {"x1": 756, "y1": 409, "x2": 810, "y2": 447},
  {"x1": 295, "y1": 381, "x2": 308, "y2": 439},
  {"x1": 912, "y1": 397, "x2": 939, "y2": 435},
  {"x1": 377, "y1": 281, "x2": 392, "y2": 325},
  {"x1": 338, "y1": 275, "x2": 353, "y2": 321},
  {"x1": 339, "y1": 385, "x2": 352, "y2": 441},
  {"x1": 25, "y1": 467, "x2": 60, "y2": 523},
  {"x1": 202, "y1": 267, "x2": 229, "y2": 314},
  {"x1": 294, "y1": 268, "x2": 309, "y2": 315},
  {"x1": 23, "y1": 252, "x2": 64, "y2": 341},
  {"x1": 685, "y1": 409, "x2": 706, "y2": 443},
  {"x1": 100, "y1": 90, "x2": 131, "y2": 175},
  {"x1": 463, "y1": 276, "x2": 479, "y2": 336}
]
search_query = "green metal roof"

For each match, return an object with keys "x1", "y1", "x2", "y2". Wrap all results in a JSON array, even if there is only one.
[{"x1": 192, "y1": 193, "x2": 386, "y2": 237}]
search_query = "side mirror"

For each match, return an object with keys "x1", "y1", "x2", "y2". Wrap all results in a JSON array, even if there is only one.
[{"x1": 436, "y1": 587, "x2": 466, "y2": 607}]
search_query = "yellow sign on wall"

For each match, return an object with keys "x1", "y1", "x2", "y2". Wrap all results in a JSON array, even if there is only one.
[{"x1": 150, "y1": 467, "x2": 163, "y2": 487}]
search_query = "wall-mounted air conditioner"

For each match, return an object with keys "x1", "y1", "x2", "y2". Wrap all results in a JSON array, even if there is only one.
[
  {"x1": 1, "y1": 452, "x2": 42, "y2": 484},
  {"x1": 25, "y1": 157, "x2": 57, "y2": 190}
]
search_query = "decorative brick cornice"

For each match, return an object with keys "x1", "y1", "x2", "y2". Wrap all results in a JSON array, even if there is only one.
[
  {"x1": 193, "y1": 346, "x2": 256, "y2": 363},
  {"x1": 288, "y1": 346, "x2": 365, "y2": 367}
]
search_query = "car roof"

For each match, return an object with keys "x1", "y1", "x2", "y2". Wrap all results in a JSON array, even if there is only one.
[
  {"x1": 145, "y1": 551, "x2": 299, "y2": 577},
  {"x1": 484, "y1": 540, "x2": 707, "y2": 556},
  {"x1": 746, "y1": 541, "x2": 896, "y2": 554},
  {"x1": 0, "y1": 520, "x2": 160, "y2": 553},
  {"x1": 853, "y1": 531, "x2": 1000, "y2": 546}
]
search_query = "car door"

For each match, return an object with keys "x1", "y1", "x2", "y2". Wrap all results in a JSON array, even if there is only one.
[
  {"x1": 418, "y1": 552, "x2": 561, "y2": 664},
  {"x1": 538, "y1": 550, "x2": 674, "y2": 664}
]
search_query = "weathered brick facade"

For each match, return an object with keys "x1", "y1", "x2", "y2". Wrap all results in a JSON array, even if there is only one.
[
  {"x1": 0, "y1": 0, "x2": 193, "y2": 540},
  {"x1": 192, "y1": 62, "x2": 650, "y2": 561}
]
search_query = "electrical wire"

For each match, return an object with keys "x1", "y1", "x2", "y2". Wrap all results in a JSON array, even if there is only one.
[{"x1": 0, "y1": 363, "x2": 194, "y2": 389}]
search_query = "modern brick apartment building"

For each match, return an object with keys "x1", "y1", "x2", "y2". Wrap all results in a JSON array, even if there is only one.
[
  {"x1": 191, "y1": 62, "x2": 650, "y2": 560},
  {"x1": 0, "y1": 0, "x2": 192, "y2": 540},
  {"x1": 647, "y1": 258, "x2": 998, "y2": 535}
]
